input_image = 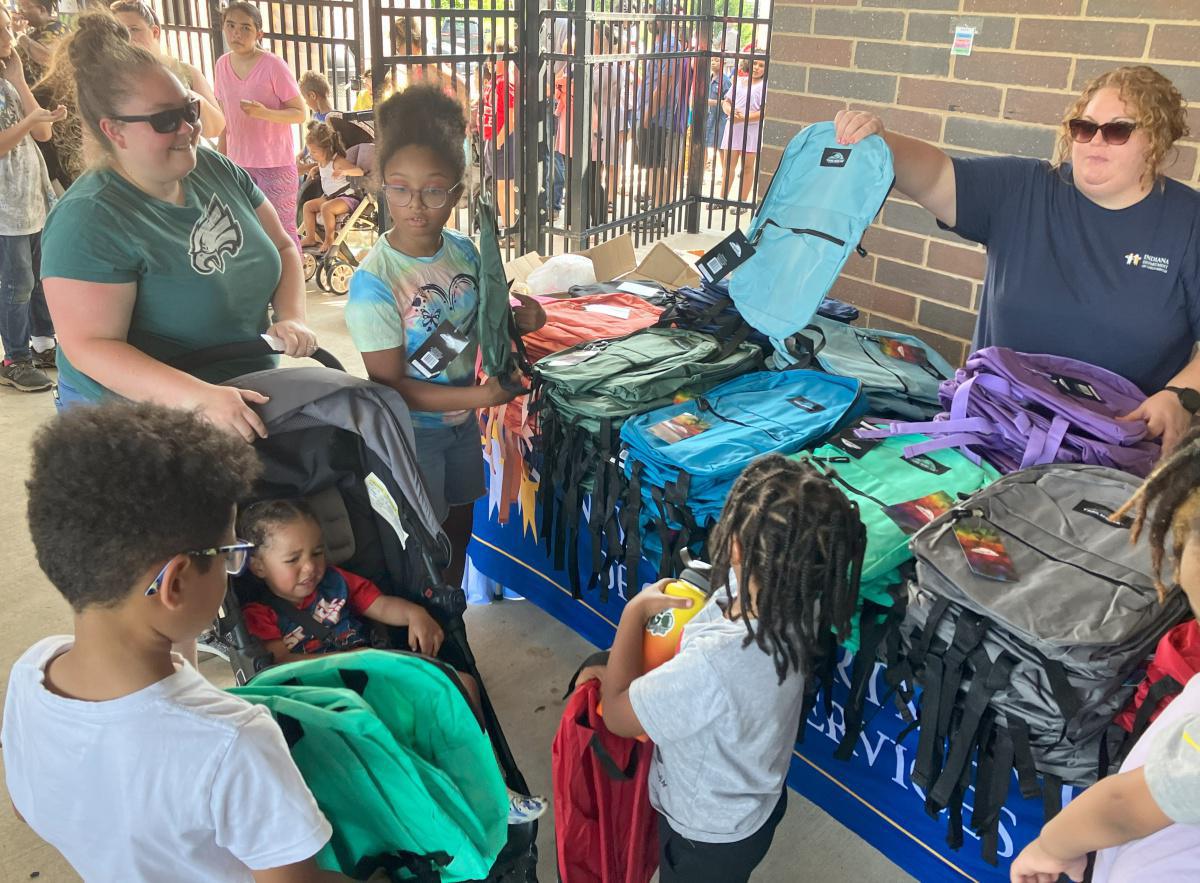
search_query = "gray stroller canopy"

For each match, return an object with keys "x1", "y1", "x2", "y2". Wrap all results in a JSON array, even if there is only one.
[{"x1": 228, "y1": 366, "x2": 448, "y2": 551}]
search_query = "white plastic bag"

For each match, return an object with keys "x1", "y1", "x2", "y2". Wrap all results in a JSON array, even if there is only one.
[{"x1": 525, "y1": 254, "x2": 597, "y2": 296}]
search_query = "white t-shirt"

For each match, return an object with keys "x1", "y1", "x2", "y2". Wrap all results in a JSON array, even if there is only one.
[
  {"x1": 1092, "y1": 672, "x2": 1200, "y2": 882},
  {"x1": 2, "y1": 636, "x2": 332, "y2": 882},
  {"x1": 628, "y1": 594, "x2": 804, "y2": 843}
]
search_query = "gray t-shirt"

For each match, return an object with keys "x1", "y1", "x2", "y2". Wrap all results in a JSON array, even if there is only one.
[
  {"x1": 628, "y1": 594, "x2": 804, "y2": 843},
  {"x1": 0, "y1": 78, "x2": 54, "y2": 236}
]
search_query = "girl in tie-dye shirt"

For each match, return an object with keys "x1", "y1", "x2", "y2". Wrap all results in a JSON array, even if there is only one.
[{"x1": 345, "y1": 84, "x2": 545, "y2": 586}]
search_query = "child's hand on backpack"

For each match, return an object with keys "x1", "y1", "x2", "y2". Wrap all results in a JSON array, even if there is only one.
[
  {"x1": 405, "y1": 606, "x2": 444, "y2": 657},
  {"x1": 627, "y1": 578, "x2": 695, "y2": 625},
  {"x1": 1009, "y1": 837, "x2": 1086, "y2": 883}
]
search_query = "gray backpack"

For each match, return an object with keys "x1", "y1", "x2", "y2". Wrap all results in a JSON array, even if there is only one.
[{"x1": 890, "y1": 465, "x2": 1188, "y2": 864}]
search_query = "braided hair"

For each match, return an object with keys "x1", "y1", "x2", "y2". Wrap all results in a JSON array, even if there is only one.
[
  {"x1": 1114, "y1": 426, "x2": 1200, "y2": 600},
  {"x1": 706, "y1": 454, "x2": 866, "y2": 684}
]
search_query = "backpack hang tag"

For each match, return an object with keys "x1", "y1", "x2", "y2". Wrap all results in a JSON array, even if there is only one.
[
  {"x1": 876, "y1": 336, "x2": 930, "y2": 366},
  {"x1": 953, "y1": 516, "x2": 1019, "y2": 582},
  {"x1": 883, "y1": 490, "x2": 955, "y2": 536},
  {"x1": 648, "y1": 411, "x2": 713, "y2": 444},
  {"x1": 697, "y1": 229, "x2": 755, "y2": 284},
  {"x1": 409, "y1": 319, "x2": 470, "y2": 379}
]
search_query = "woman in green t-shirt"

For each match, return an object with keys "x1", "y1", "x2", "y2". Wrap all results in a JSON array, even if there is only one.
[{"x1": 41, "y1": 14, "x2": 316, "y2": 443}]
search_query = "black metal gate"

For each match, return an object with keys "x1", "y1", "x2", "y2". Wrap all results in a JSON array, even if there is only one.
[{"x1": 148, "y1": 0, "x2": 771, "y2": 256}]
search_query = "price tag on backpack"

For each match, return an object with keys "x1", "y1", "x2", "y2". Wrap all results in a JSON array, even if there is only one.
[
  {"x1": 953, "y1": 517, "x2": 1019, "y2": 582},
  {"x1": 697, "y1": 229, "x2": 755, "y2": 284},
  {"x1": 408, "y1": 319, "x2": 470, "y2": 379}
]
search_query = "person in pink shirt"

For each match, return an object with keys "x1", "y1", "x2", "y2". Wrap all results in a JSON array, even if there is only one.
[{"x1": 214, "y1": 1, "x2": 305, "y2": 245}]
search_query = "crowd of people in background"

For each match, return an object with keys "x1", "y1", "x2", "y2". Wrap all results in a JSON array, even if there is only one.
[{"x1": 0, "y1": 0, "x2": 766, "y2": 399}]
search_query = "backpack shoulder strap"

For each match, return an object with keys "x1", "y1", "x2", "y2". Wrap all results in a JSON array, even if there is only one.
[{"x1": 262, "y1": 594, "x2": 336, "y2": 645}]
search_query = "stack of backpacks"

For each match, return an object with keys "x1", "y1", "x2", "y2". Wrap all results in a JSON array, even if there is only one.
[
  {"x1": 531, "y1": 326, "x2": 762, "y2": 595},
  {"x1": 479, "y1": 121, "x2": 1188, "y2": 871},
  {"x1": 619, "y1": 369, "x2": 867, "y2": 577}
]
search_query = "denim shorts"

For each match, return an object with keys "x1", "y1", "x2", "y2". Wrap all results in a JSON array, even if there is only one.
[
  {"x1": 54, "y1": 376, "x2": 94, "y2": 412},
  {"x1": 412, "y1": 418, "x2": 486, "y2": 524}
]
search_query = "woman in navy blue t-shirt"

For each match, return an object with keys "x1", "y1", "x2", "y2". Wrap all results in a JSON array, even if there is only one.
[{"x1": 835, "y1": 65, "x2": 1200, "y2": 456}]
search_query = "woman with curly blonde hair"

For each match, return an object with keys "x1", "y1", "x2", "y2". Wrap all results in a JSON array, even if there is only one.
[{"x1": 834, "y1": 65, "x2": 1200, "y2": 458}]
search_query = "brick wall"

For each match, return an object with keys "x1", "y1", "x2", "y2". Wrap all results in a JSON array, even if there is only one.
[{"x1": 761, "y1": 0, "x2": 1200, "y2": 366}]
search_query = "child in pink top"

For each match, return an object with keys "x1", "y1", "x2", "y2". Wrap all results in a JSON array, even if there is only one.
[{"x1": 215, "y1": 1, "x2": 306, "y2": 245}]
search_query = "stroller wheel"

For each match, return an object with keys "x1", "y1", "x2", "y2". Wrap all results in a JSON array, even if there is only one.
[
  {"x1": 302, "y1": 250, "x2": 318, "y2": 281},
  {"x1": 328, "y1": 260, "x2": 354, "y2": 295},
  {"x1": 315, "y1": 258, "x2": 332, "y2": 292}
]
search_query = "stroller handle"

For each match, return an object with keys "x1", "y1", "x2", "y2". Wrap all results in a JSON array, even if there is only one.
[{"x1": 167, "y1": 337, "x2": 346, "y2": 374}]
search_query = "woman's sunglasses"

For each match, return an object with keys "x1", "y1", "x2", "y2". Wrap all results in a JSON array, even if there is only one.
[
  {"x1": 113, "y1": 98, "x2": 201, "y2": 135},
  {"x1": 1067, "y1": 118, "x2": 1137, "y2": 146}
]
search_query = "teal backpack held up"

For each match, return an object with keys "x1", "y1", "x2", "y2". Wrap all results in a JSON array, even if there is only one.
[
  {"x1": 231, "y1": 650, "x2": 507, "y2": 882},
  {"x1": 728, "y1": 121, "x2": 893, "y2": 346}
]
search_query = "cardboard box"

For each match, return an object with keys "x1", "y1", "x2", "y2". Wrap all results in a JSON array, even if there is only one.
[
  {"x1": 504, "y1": 251, "x2": 546, "y2": 284},
  {"x1": 504, "y1": 233, "x2": 702, "y2": 291}
]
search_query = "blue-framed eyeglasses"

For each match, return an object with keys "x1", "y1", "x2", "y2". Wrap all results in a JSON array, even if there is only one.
[{"x1": 145, "y1": 541, "x2": 255, "y2": 597}]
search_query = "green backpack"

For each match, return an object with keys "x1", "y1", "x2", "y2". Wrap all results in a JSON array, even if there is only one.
[
  {"x1": 475, "y1": 192, "x2": 525, "y2": 384},
  {"x1": 795, "y1": 424, "x2": 999, "y2": 758},
  {"x1": 231, "y1": 650, "x2": 507, "y2": 882},
  {"x1": 533, "y1": 326, "x2": 763, "y2": 596}
]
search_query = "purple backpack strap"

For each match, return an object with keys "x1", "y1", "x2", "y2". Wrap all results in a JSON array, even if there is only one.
[{"x1": 902, "y1": 433, "x2": 985, "y2": 466}]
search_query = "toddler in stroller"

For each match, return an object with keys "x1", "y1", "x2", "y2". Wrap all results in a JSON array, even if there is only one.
[{"x1": 238, "y1": 499, "x2": 447, "y2": 663}]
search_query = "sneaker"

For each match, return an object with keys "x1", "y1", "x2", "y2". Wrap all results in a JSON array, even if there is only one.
[
  {"x1": 197, "y1": 628, "x2": 232, "y2": 662},
  {"x1": 32, "y1": 347, "x2": 56, "y2": 371},
  {"x1": 507, "y1": 790, "x2": 548, "y2": 825},
  {"x1": 0, "y1": 360, "x2": 52, "y2": 392}
]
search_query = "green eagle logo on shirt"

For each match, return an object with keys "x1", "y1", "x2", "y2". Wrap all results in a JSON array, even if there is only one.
[{"x1": 189, "y1": 195, "x2": 244, "y2": 275}]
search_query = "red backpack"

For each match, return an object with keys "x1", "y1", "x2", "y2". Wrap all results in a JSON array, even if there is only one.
[
  {"x1": 1115, "y1": 619, "x2": 1200, "y2": 739},
  {"x1": 552, "y1": 675, "x2": 658, "y2": 883}
]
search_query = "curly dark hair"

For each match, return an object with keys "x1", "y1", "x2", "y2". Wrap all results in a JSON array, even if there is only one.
[
  {"x1": 238, "y1": 499, "x2": 319, "y2": 555},
  {"x1": 305, "y1": 120, "x2": 346, "y2": 160},
  {"x1": 26, "y1": 403, "x2": 261, "y2": 612},
  {"x1": 706, "y1": 454, "x2": 866, "y2": 684},
  {"x1": 1114, "y1": 426, "x2": 1200, "y2": 601},
  {"x1": 374, "y1": 83, "x2": 467, "y2": 185}
]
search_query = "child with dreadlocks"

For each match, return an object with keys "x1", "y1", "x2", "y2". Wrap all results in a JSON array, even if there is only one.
[
  {"x1": 1012, "y1": 426, "x2": 1200, "y2": 883},
  {"x1": 600, "y1": 454, "x2": 865, "y2": 883}
]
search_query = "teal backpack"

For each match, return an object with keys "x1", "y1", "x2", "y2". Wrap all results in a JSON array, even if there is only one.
[
  {"x1": 795, "y1": 423, "x2": 999, "y2": 757},
  {"x1": 778, "y1": 315, "x2": 955, "y2": 420},
  {"x1": 231, "y1": 650, "x2": 507, "y2": 882},
  {"x1": 620, "y1": 369, "x2": 866, "y2": 577},
  {"x1": 728, "y1": 121, "x2": 893, "y2": 346},
  {"x1": 533, "y1": 326, "x2": 763, "y2": 596}
]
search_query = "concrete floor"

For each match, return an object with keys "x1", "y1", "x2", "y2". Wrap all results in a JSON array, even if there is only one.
[{"x1": 0, "y1": 239, "x2": 914, "y2": 883}]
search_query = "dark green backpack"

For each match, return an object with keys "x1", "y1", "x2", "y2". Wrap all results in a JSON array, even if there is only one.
[
  {"x1": 532, "y1": 326, "x2": 762, "y2": 597},
  {"x1": 231, "y1": 650, "x2": 506, "y2": 881}
]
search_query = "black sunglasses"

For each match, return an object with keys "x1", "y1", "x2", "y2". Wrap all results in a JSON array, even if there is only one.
[
  {"x1": 1067, "y1": 118, "x2": 1137, "y2": 146},
  {"x1": 112, "y1": 98, "x2": 201, "y2": 134}
]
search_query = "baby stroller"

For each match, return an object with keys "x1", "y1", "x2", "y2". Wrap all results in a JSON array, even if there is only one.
[
  {"x1": 170, "y1": 341, "x2": 539, "y2": 882},
  {"x1": 300, "y1": 113, "x2": 380, "y2": 296}
]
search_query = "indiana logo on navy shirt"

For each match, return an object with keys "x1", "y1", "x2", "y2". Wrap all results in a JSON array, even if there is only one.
[
  {"x1": 1124, "y1": 251, "x2": 1170, "y2": 274},
  {"x1": 189, "y1": 195, "x2": 244, "y2": 275}
]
